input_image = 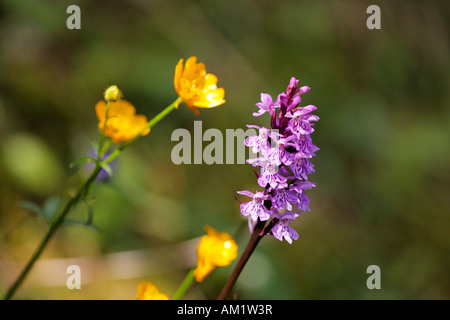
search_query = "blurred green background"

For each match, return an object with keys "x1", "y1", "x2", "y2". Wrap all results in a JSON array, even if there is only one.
[{"x1": 0, "y1": 0, "x2": 449, "y2": 300}]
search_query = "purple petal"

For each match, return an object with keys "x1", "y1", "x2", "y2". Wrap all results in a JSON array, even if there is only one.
[
  {"x1": 299, "y1": 86, "x2": 310, "y2": 95},
  {"x1": 252, "y1": 109, "x2": 266, "y2": 117},
  {"x1": 300, "y1": 105, "x2": 317, "y2": 114},
  {"x1": 291, "y1": 181, "x2": 316, "y2": 191},
  {"x1": 287, "y1": 227, "x2": 299, "y2": 243},
  {"x1": 237, "y1": 190, "x2": 255, "y2": 198},
  {"x1": 258, "y1": 208, "x2": 271, "y2": 221},
  {"x1": 260, "y1": 93, "x2": 273, "y2": 106},
  {"x1": 244, "y1": 136, "x2": 257, "y2": 147},
  {"x1": 246, "y1": 124, "x2": 262, "y2": 130},
  {"x1": 248, "y1": 216, "x2": 257, "y2": 234}
]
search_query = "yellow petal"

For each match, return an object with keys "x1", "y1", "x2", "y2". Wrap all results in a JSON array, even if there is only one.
[
  {"x1": 174, "y1": 58, "x2": 184, "y2": 94},
  {"x1": 193, "y1": 88, "x2": 225, "y2": 108},
  {"x1": 202, "y1": 73, "x2": 219, "y2": 89},
  {"x1": 195, "y1": 226, "x2": 238, "y2": 282},
  {"x1": 109, "y1": 99, "x2": 136, "y2": 118},
  {"x1": 95, "y1": 100, "x2": 107, "y2": 123},
  {"x1": 137, "y1": 281, "x2": 169, "y2": 300},
  {"x1": 95, "y1": 99, "x2": 149, "y2": 143},
  {"x1": 174, "y1": 57, "x2": 225, "y2": 113},
  {"x1": 183, "y1": 56, "x2": 206, "y2": 84},
  {"x1": 194, "y1": 260, "x2": 215, "y2": 282}
]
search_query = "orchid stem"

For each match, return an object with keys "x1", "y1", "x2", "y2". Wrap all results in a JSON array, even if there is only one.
[{"x1": 217, "y1": 219, "x2": 266, "y2": 300}]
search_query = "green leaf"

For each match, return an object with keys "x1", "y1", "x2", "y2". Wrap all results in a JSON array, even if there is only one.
[
  {"x1": 99, "y1": 162, "x2": 113, "y2": 177},
  {"x1": 61, "y1": 199, "x2": 99, "y2": 232},
  {"x1": 20, "y1": 197, "x2": 62, "y2": 222},
  {"x1": 62, "y1": 218, "x2": 100, "y2": 232},
  {"x1": 100, "y1": 138, "x2": 112, "y2": 155},
  {"x1": 20, "y1": 201, "x2": 43, "y2": 217},
  {"x1": 86, "y1": 203, "x2": 94, "y2": 225},
  {"x1": 69, "y1": 156, "x2": 96, "y2": 168},
  {"x1": 42, "y1": 196, "x2": 61, "y2": 221}
]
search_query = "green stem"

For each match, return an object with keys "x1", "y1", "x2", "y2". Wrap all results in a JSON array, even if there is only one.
[
  {"x1": 100, "y1": 138, "x2": 112, "y2": 156},
  {"x1": 4, "y1": 97, "x2": 182, "y2": 300},
  {"x1": 172, "y1": 268, "x2": 196, "y2": 300},
  {"x1": 3, "y1": 165, "x2": 103, "y2": 300},
  {"x1": 97, "y1": 101, "x2": 111, "y2": 158},
  {"x1": 146, "y1": 97, "x2": 182, "y2": 132}
]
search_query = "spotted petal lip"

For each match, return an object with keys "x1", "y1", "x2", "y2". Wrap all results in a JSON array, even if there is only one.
[{"x1": 174, "y1": 56, "x2": 225, "y2": 114}]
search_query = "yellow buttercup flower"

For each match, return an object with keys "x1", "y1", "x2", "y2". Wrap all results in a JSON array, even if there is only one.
[
  {"x1": 194, "y1": 226, "x2": 238, "y2": 282},
  {"x1": 95, "y1": 99, "x2": 150, "y2": 143},
  {"x1": 174, "y1": 56, "x2": 225, "y2": 114},
  {"x1": 137, "y1": 281, "x2": 169, "y2": 300}
]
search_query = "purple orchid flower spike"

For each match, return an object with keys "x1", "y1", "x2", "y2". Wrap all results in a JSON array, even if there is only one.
[
  {"x1": 221, "y1": 76, "x2": 320, "y2": 300},
  {"x1": 236, "y1": 77, "x2": 319, "y2": 245}
]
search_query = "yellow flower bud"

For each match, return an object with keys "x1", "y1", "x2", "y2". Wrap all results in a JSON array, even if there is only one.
[
  {"x1": 194, "y1": 226, "x2": 238, "y2": 282},
  {"x1": 137, "y1": 281, "x2": 169, "y2": 300},
  {"x1": 104, "y1": 85, "x2": 121, "y2": 102}
]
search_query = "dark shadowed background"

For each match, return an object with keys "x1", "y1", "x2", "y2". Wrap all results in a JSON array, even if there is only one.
[{"x1": 0, "y1": 0, "x2": 449, "y2": 299}]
